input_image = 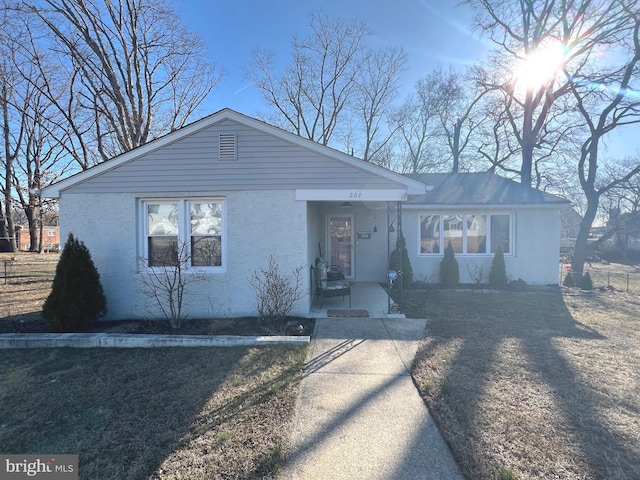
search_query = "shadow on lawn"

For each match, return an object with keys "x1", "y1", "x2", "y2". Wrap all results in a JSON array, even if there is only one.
[
  {"x1": 411, "y1": 291, "x2": 639, "y2": 479},
  {"x1": 0, "y1": 346, "x2": 300, "y2": 479}
]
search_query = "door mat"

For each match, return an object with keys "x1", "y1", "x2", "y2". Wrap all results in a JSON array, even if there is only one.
[{"x1": 327, "y1": 309, "x2": 369, "y2": 318}]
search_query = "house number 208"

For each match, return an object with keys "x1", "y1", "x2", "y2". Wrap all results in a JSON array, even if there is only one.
[{"x1": 349, "y1": 192, "x2": 362, "y2": 198}]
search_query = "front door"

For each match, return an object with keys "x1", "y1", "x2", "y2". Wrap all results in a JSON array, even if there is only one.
[{"x1": 328, "y1": 215, "x2": 354, "y2": 278}]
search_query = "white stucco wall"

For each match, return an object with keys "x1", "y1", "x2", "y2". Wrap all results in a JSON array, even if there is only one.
[
  {"x1": 403, "y1": 207, "x2": 562, "y2": 285},
  {"x1": 60, "y1": 190, "x2": 309, "y2": 320}
]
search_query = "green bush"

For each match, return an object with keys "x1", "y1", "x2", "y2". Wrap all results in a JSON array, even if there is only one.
[
  {"x1": 42, "y1": 233, "x2": 107, "y2": 332},
  {"x1": 508, "y1": 278, "x2": 528, "y2": 291},
  {"x1": 581, "y1": 271, "x2": 593, "y2": 290},
  {"x1": 389, "y1": 232, "x2": 413, "y2": 286},
  {"x1": 489, "y1": 247, "x2": 508, "y2": 288},
  {"x1": 563, "y1": 272, "x2": 575, "y2": 287},
  {"x1": 439, "y1": 242, "x2": 459, "y2": 287}
]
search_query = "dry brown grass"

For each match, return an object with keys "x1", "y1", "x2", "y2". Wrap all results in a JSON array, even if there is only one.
[
  {"x1": 582, "y1": 261, "x2": 640, "y2": 292},
  {"x1": 409, "y1": 290, "x2": 640, "y2": 480},
  {"x1": 0, "y1": 251, "x2": 309, "y2": 478},
  {"x1": 0, "y1": 345, "x2": 307, "y2": 479},
  {"x1": 0, "y1": 252, "x2": 58, "y2": 323}
]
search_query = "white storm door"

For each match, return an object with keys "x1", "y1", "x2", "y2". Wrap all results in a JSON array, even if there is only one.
[{"x1": 328, "y1": 215, "x2": 354, "y2": 278}]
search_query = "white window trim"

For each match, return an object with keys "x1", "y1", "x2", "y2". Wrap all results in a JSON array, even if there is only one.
[
  {"x1": 418, "y1": 212, "x2": 514, "y2": 257},
  {"x1": 139, "y1": 198, "x2": 226, "y2": 272}
]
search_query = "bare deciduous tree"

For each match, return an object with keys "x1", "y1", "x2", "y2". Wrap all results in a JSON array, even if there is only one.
[
  {"x1": 354, "y1": 46, "x2": 406, "y2": 162},
  {"x1": 248, "y1": 10, "x2": 405, "y2": 158},
  {"x1": 24, "y1": 0, "x2": 222, "y2": 164},
  {"x1": 0, "y1": 6, "x2": 21, "y2": 252},
  {"x1": 391, "y1": 73, "x2": 450, "y2": 173},
  {"x1": 467, "y1": 0, "x2": 636, "y2": 187},
  {"x1": 1, "y1": 3, "x2": 75, "y2": 251},
  {"x1": 565, "y1": 9, "x2": 640, "y2": 275},
  {"x1": 247, "y1": 10, "x2": 368, "y2": 146},
  {"x1": 434, "y1": 67, "x2": 493, "y2": 172}
]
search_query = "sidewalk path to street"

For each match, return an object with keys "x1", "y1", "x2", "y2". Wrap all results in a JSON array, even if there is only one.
[{"x1": 280, "y1": 317, "x2": 464, "y2": 480}]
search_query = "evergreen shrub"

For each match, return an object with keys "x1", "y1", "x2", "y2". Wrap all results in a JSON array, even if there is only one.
[
  {"x1": 489, "y1": 247, "x2": 508, "y2": 288},
  {"x1": 563, "y1": 272, "x2": 575, "y2": 287},
  {"x1": 581, "y1": 271, "x2": 593, "y2": 290},
  {"x1": 439, "y1": 242, "x2": 459, "y2": 287},
  {"x1": 42, "y1": 233, "x2": 107, "y2": 332},
  {"x1": 389, "y1": 232, "x2": 413, "y2": 286}
]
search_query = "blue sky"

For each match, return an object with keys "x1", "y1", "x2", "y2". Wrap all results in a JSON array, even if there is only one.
[
  {"x1": 174, "y1": 0, "x2": 488, "y2": 116},
  {"x1": 173, "y1": 1, "x2": 637, "y2": 160}
]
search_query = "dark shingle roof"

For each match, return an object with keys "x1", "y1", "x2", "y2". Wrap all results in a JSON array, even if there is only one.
[{"x1": 405, "y1": 172, "x2": 569, "y2": 206}]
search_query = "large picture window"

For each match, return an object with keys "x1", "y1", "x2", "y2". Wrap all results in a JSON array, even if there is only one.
[
  {"x1": 144, "y1": 199, "x2": 224, "y2": 269},
  {"x1": 420, "y1": 213, "x2": 512, "y2": 255}
]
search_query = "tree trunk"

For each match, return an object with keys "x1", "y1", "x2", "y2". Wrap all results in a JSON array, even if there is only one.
[
  {"x1": 452, "y1": 119, "x2": 461, "y2": 173},
  {"x1": 2, "y1": 86, "x2": 16, "y2": 252},
  {"x1": 38, "y1": 217, "x2": 44, "y2": 253},
  {"x1": 0, "y1": 200, "x2": 9, "y2": 252},
  {"x1": 520, "y1": 100, "x2": 535, "y2": 187},
  {"x1": 572, "y1": 190, "x2": 600, "y2": 275},
  {"x1": 26, "y1": 206, "x2": 38, "y2": 252}
]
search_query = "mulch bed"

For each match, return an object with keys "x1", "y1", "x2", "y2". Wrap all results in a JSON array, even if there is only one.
[{"x1": 0, "y1": 316, "x2": 315, "y2": 337}]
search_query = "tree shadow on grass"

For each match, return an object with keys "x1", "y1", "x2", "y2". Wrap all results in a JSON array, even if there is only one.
[
  {"x1": 411, "y1": 291, "x2": 639, "y2": 479},
  {"x1": 0, "y1": 345, "x2": 303, "y2": 479}
]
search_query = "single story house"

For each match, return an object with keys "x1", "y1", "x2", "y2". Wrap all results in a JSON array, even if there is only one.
[{"x1": 40, "y1": 109, "x2": 568, "y2": 320}]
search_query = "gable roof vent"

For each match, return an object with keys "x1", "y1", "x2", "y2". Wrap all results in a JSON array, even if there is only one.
[{"x1": 219, "y1": 133, "x2": 237, "y2": 160}]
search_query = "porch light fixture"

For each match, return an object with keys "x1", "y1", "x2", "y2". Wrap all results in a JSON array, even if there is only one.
[
  {"x1": 389, "y1": 223, "x2": 395, "y2": 232},
  {"x1": 340, "y1": 202, "x2": 352, "y2": 208}
]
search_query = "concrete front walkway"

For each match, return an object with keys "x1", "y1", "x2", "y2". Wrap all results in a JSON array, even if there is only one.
[{"x1": 280, "y1": 317, "x2": 463, "y2": 480}]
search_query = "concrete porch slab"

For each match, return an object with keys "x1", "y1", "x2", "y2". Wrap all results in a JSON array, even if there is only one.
[{"x1": 310, "y1": 282, "x2": 406, "y2": 319}]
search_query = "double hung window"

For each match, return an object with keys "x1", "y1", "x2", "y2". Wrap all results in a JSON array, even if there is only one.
[{"x1": 144, "y1": 199, "x2": 224, "y2": 269}]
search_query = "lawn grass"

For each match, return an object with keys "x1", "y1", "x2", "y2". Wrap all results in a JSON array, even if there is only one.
[
  {"x1": 0, "y1": 345, "x2": 307, "y2": 479},
  {"x1": 408, "y1": 289, "x2": 640, "y2": 480},
  {"x1": 0, "y1": 252, "x2": 58, "y2": 323},
  {"x1": 0, "y1": 251, "x2": 309, "y2": 478}
]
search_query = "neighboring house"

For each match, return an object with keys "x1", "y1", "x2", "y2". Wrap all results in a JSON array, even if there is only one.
[
  {"x1": 560, "y1": 206, "x2": 582, "y2": 252},
  {"x1": 40, "y1": 109, "x2": 568, "y2": 320},
  {"x1": 15, "y1": 225, "x2": 60, "y2": 252}
]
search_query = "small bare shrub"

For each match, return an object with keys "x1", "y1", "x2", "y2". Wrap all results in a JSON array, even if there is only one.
[
  {"x1": 138, "y1": 241, "x2": 206, "y2": 328},
  {"x1": 249, "y1": 255, "x2": 307, "y2": 331},
  {"x1": 465, "y1": 260, "x2": 488, "y2": 285}
]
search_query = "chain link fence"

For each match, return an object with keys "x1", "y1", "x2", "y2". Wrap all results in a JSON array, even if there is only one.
[
  {"x1": 2, "y1": 256, "x2": 59, "y2": 285},
  {"x1": 560, "y1": 265, "x2": 640, "y2": 293}
]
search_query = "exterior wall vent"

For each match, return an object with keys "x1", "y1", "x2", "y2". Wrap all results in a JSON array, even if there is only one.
[{"x1": 219, "y1": 133, "x2": 237, "y2": 160}]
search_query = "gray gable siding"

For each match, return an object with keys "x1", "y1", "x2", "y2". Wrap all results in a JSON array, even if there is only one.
[{"x1": 64, "y1": 119, "x2": 403, "y2": 194}]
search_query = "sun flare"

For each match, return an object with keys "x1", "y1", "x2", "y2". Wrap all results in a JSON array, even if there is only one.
[{"x1": 514, "y1": 41, "x2": 566, "y2": 89}]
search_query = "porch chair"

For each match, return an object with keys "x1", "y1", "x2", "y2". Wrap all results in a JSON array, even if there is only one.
[{"x1": 311, "y1": 263, "x2": 351, "y2": 308}]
